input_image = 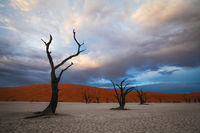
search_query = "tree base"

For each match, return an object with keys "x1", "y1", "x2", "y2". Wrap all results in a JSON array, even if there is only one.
[
  {"x1": 24, "y1": 106, "x2": 55, "y2": 119},
  {"x1": 110, "y1": 107, "x2": 128, "y2": 110},
  {"x1": 139, "y1": 103, "x2": 149, "y2": 105}
]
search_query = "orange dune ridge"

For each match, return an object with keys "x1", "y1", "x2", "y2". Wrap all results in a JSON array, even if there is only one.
[{"x1": 0, "y1": 84, "x2": 200, "y2": 103}]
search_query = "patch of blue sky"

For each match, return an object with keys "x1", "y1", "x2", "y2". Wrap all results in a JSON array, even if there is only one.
[{"x1": 127, "y1": 65, "x2": 200, "y2": 86}]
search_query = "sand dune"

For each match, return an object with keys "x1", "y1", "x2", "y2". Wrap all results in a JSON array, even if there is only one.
[{"x1": 0, "y1": 84, "x2": 200, "y2": 102}]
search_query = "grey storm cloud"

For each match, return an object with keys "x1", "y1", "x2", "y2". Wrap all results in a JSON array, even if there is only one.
[
  {"x1": 0, "y1": 63, "x2": 49, "y2": 87},
  {"x1": 72, "y1": 0, "x2": 200, "y2": 80},
  {"x1": 93, "y1": 25, "x2": 200, "y2": 78},
  {"x1": 0, "y1": 0, "x2": 200, "y2": 87}
]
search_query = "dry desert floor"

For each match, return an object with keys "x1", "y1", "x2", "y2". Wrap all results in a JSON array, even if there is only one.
[{"x1": 0, "y1": 102, "x2": 200, "y2": 133}]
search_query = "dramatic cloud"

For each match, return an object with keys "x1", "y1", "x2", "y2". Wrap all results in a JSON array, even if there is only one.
[{"x1": 0, "y1": 0, "x2": 199, "y2": 92}]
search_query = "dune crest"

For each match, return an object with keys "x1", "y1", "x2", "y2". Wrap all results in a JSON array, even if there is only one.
[{"x1": 0, "y1": 84, "x2": 200, "y2": 103}]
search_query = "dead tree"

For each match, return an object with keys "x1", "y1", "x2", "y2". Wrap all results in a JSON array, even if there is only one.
[
  {"x1": 96, "y1": 97, "x2": 100, "y2": 103},
  {"x1": 41, "y1": 30, "x2": 85, "y2": 114},
  {"x1": 106, "y1": 97, "x2": 109, "y2": 103},
  {"x1": 183, "y1": 94, "x2": 190, "y2": 103},
  {"x1": 159, "y1": 97, "x2": 162, "y2": 103},
  {"x1": 136, "y1": 89, "x2": 146, "y2": 104},
  {"x1": 83, "y1": 88, "x2": 91, "y2": 104},
  {"x1": 26, "y1": 30, "x2": 85, "y2": 118},
  {"x1": 194, "y1": 98, "x2": 197, "y2": 103},
  {"x1": 111, "y1": 79, "x2": 135, "y2": 110},
  {"x1": 95, "y1": 89, "x2": 100, "y2": 103},
  {"x1": 157, "y1": 96, "x2": 162, "y2": 103}
]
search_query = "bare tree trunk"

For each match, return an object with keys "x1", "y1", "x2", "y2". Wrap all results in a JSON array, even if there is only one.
[
  {"x1": 159, "y1": 97, "x2": 162, "y2": 103},
  {"x1": 42, "y1": 73, "x2": 59, "y2": 114},
  {"x1": 83, "y1": 88, "x2": 91, "y2": 104},
  {"x1": 120, "y1": 96, "x2": 125, "y2": 109},
  {"x1": 49, "y1": 81, "x2": 58, "y2": 113},
  {"x1": 24, "y1": 30, "x2": 85, "y2": 119},
  {"x1": 139, "y1": 96, "x2": 144, "y2": 104},
  {"x1": 96, "y1": 97, "x2": 100, "y2": 103}
]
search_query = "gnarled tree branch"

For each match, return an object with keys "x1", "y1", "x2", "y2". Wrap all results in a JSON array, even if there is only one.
[
  {"x1": 41, "y1": 35, "x2": 54, "y2": 71},
  {"x1": 125, "y1": 87, "x2": 135, "y2": 95},
  {"x1": 111, "y1": 80, "x2": 120, "y2": 104},
  {"x1": 57, "y1": 62, "x2": 73, "y2": 82},
  {"x1": 55, "y1": 29, "x2": 85, "y2": 69}
]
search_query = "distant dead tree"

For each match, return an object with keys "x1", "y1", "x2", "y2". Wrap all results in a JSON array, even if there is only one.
[
  {"x1": 157, "y1": 96, "x2": 162, "y2": 103},
  {"x1": 136, "y1": 89, "x2": 147, "y2": 104},
  {"x1": 106, "y1": 97, "x2": 109, "y2": 103},
  {"x1": 25, "y1": 30, "x2": 85, "y2": 118},
  {"x1": 194, "y1": 97, "x2": 200, "y2": 103},
  {"x1": 183, "y1": 94, "x2": 188, "y2": 102},
  {"x1": 188, "y1": 98, "x2": 191, "y2": 103},
  {"x1": 198, "y1": 97, "x2": 200, "y2": 103},
  {"x1": 96, "y1": 96, "x2": 100, "y2": 103},
  {"x1": 183, "y1": 94, "x2": 190, "y2": 103},
  {"x1": 83, "y1": 88, "x2": 91, "y2": 104},
  {"x1": 159, "y1": 97, "x2": 162, "y2": 103},
  {"x1": 111, "y1": 79, "x2": 135, "y2": 110},
  {"x1": 194, "y1": 98, "x2": 197, "y2": 103},
  {"x1": 95, "y1": 90, "x2": 100, "y2": 103}
]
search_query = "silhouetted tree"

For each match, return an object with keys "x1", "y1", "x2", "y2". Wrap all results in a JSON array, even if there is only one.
[
  {"x1": 188, "y1": 98, "x2": 191, "y2": 103},
  {"x1": 183, "y1": 94, "x2": 191, "y2": 103},
  {"x1": 183, "y1": 94, "x2": 188, "y2": 102},
  {"x1": 95, "y1": 90, "x2": 100, "y2": 103},
  {"x1": 27, "y1": 30, "x2": 85, "y2": 118},
  {"x1": 111, "y1": 79, "x2": 135, "y2": 110},
  {"x1": 83, "y1": 88, "x2": 91, "y2": 104},
  {"x1": 106, "y1": 97, "x2": 109, "y2": 103},
  {"x1": 136, "y1": 89, "x2": 147, "y2": 104},
  {"x1": 96, "y1": 97, "x2": 100, "y2": 103},
  {"x1": 194, "y1": 98, "x2": 197, "y2": 103},
  {"x1": 156, "y1": 96, "x2": 162, "y2": 103}
]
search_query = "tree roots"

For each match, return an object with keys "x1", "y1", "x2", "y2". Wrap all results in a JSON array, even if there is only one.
[
  {"x1": 110, "y1": 107, "x2": 128, "y2": 110},
  {"x1": 24, "y1": 106, "x2": 54, "y2": 119}
]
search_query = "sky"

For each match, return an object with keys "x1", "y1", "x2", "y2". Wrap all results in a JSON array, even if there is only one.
[{"x1": 0, "y1": 0, "x2": 200, "y2": 93}]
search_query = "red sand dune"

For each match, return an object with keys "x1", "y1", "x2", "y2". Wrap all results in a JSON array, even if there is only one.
[{"x1": 0, "y1": 83, "x2": 200, "y2": 103}]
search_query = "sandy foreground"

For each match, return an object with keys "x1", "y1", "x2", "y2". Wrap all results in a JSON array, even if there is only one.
[{"x1": 0, "y1": 102, "x2": 200, "y2": 133}]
